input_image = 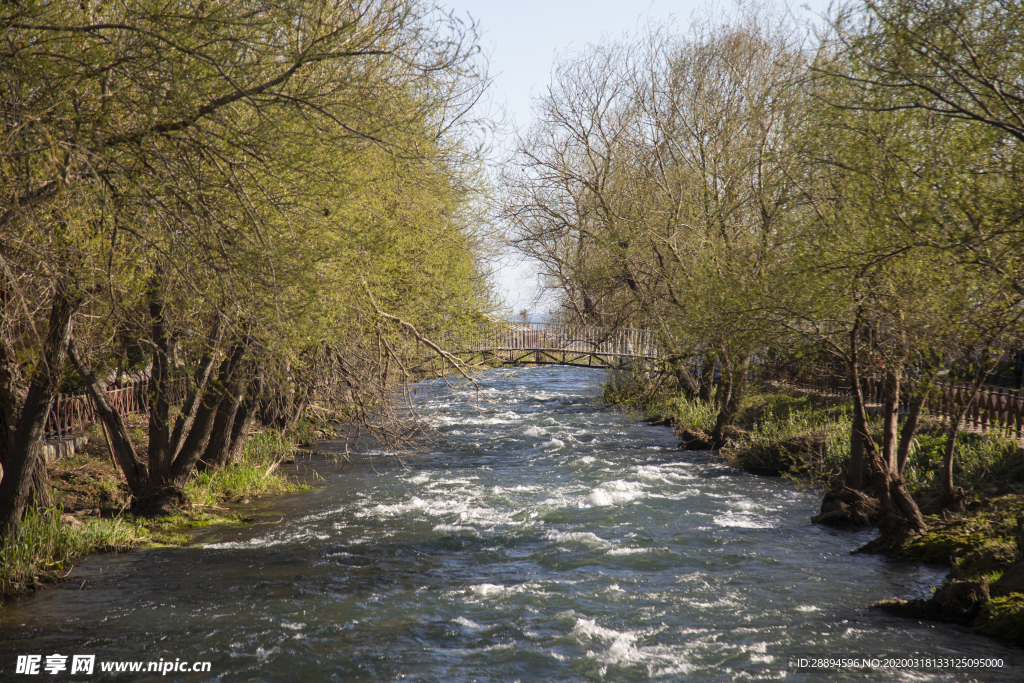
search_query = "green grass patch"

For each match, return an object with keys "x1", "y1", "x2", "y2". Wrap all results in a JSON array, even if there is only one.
[
  {"x1": 900, "y1": 428, "x2": 1024, "y2": 494},
  {"x1": 730, "y1": 394, "x2": 854, "y2": 482},
  {"x1": 185, "y1": 432, "x2": 305, "y2": 507},
  {"x1": 288, "y1": 418, "x2": 319, "y2": 447},
  {"x1": 139, "y1": 510, "x2": 257, "y2": 547},
  {"x1": 659, "y1": 395, "x2": 719, "y2": 434},
  {"x1": 1, "y1": 506, "x2": 144, "y2": 598}
]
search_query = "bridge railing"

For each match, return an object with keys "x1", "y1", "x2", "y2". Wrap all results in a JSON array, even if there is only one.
[{"x1": 467, "y1": 322, "x2": 659, "y2": 359}]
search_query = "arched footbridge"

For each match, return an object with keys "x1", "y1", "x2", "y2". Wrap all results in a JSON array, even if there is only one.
[{"x1": 454, "y1": 323, "x2": 662, "y2": 369}]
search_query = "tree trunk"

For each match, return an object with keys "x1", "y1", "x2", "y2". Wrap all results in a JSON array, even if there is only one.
[
  {"x1": 849, "y1": 315, "x2": 926, "y2": 539},
  {"x1": 846, "y1": 424, "x2": 865, "y2": 490},
  {"x1": 882, "y1": 366, "x2": 901, "y2": 474},
  {"x1": 940, "y1": 360, "x2": 995, "y2": 510},
  {"x1": 29, "y1": 456, "x2": 53, "y2": 508},
  {"x1": 698, "y1": 353, "x2": 715, "y2": 404},
  {"x1": 199, "y1": 375, "x2": 245, "y2": 471},
  {"x1": 68, "y1": 339, "x2": 149, "y2": 495},
  {"x1": 146, "y1": 285, "x2": 173, "y2": 482},
  {"x1": 0, "y1": 291, "x2": 77, "y2": 537},
  {"x1": 167, "y1": 342, "x2": 246, "y2": 489},
  {"x1": 671, "y1": 360, "x2": 700, "y2": 399},
  {"x1": 896, "y1": 395, "x2": 924, "y2": 477},
  {"x1": 712, "y1": 354, "x2": 748, "y2": 446},
  {"x1": 224, "y1": 393, "x2": 257, "y2": 465},
  {"x1": 166, "y1": 319, "x2": 224, "y2": 463}
]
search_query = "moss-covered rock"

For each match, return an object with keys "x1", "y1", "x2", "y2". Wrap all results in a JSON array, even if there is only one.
[
  {"x1": 876, "y1": 580, "x2": 989, "y2": 625},
  {"x1": 892, "y1": 517, "x2": 1019, "y2": 581},
  {"x1": 812, "y1": 486, "x2": 880, "y2": 527},
  {"x1": 898, "y1": 527, "x2": 994, "y2": 566},
  {"x1": 991, "y1": 560, "x2": 1024, "y2": 597},
  {"x1": 974, "y1": 594, "x2": 1024, "y2": 645}
]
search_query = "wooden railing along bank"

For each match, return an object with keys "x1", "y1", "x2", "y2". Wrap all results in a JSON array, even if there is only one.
[
  {"x1": 766, "y1": 362, "x2": 1024, "y2": 439},
  {"x1": 45, "y1": 377, "x2": 188, "y2": 438}
]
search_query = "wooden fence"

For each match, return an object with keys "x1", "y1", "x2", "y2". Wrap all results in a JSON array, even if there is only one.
[
  {"x1": 45, "y1": 377, "x2": 188, "y2": 438},
  {"x1": 765, "y1": 362, "x2": 1024, "y2": 439},
  {"x1": 928, "y1": 382, "x2": 1024, "y2": 438}
]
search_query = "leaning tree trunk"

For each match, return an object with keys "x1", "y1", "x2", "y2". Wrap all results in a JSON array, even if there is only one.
[
  {"x1": 940, "y1": 361, "x2": 994, "y2": 510},
  {"x1": 199, "y1": 371, "x2": 247, "y2": 471},
  {"x1": 165, "y1": 342, "x2": 247, "y2": 491},
  {"x1": 0, "y1": 291, "x2": 77, "y2": 537},
  {"x1": 68, "y1": 339, "x2": 149, "y2": 495},
  {"x1": 669, "y1": 358, "x2": 700, "y2": 399},
  {"x1": 224, "y1": 392, "x2": 258, "y2": 465},
  {"x1": 224, "y1": 375, "x2": 265, "y2": 466},
  {"x1": 896, "y1": 357, "x2": 938, "y2": 478},
  {"x1": 895, "y1": 394, "x2": 925, "y2": 477},
  {"x1": 68, "y1": 317, "x2": 228, "y2": 511}
]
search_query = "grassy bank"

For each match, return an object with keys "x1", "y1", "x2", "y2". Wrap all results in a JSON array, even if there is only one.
[
  {"x1": 611, "y1": 376, "x2": 1024, "y2": 646},
  {"x1": 0, "y1": 506, "x2": 143, "y2": 596},
  {"x1": 2, "y1": 424, "x2": 309, "y2": 600}
]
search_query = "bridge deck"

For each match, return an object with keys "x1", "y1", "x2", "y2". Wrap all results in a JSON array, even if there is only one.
[{"x1": 451, "y1": 323, "x2": 661, "y2": 369}]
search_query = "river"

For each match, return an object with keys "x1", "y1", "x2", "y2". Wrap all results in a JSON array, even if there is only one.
[{"x1": 1, "y1": 366, "x2": 1020, "y2": 681}]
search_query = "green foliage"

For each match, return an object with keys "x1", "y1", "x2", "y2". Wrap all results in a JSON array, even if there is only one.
[
  {"x1": 723, "y1": 394, "x2": 853, "y2": 482},
  {"x1": 185, "y1": 432, "x2": 301, "y2": 507},
  {"x1": 660, "y1": 396, "x2": 720, "y2": 435},
  {"x1": 975, "y1": 595, "x2": 1024, "y2": 645},
  {"x1": 901, "y1": 430, "x2": 1024, "y2": 492},
  {"x1": 288, "y1": 418, "x2": 319, "y2": 448},
  {"x1": 746, "y1": 398, "x2": 852, "y2": 460},
  {"x1": 0, "y1": 507, "x2": 143, "y2": 598}
]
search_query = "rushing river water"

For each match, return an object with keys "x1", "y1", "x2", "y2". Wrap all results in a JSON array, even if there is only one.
[{"x1": 2, "y1": 367, "x2": 1022, "y2": 682}]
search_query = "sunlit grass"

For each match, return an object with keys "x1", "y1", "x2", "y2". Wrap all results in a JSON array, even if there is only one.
[
  {"x1": 901, "y1": 426, "x2": 1024, "y2": 493},
  {"x1": 0, "y1": 506, "x2": 144, "y2": 597},
  {"x1": 185, "y1": 432, "x2": 302, "y2": 507}
]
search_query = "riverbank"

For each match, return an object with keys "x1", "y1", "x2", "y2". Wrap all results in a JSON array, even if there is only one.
[
  {"x1": 624, "y1": 380, "x2": 1024, "y2": 647},
  {"x1": 0, "y1": 415, "x2": 324, "y2": 600}
]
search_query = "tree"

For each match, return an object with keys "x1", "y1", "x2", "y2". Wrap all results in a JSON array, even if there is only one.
[
  {"x1": 773, "y1": 17, "x2": 1024, "y2": 535},
  {"x1": 0, "y1": 0, "x2": 492, "y2": 530},
  {"x1": 504, "y1": 5, "x2": 806, "y2": 440}
]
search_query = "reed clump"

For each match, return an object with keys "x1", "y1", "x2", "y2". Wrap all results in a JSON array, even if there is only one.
[
  {"x1": 0, "y1": 506, "x2": 143, "y2": 598},
  {"x1": 185, "y1": 432, "x2": 302, "y2": 507}
]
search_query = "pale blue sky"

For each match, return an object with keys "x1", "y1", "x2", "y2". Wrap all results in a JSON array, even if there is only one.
[{"x1": 441, "y1": 0, "x2": 827, "y2": 313}]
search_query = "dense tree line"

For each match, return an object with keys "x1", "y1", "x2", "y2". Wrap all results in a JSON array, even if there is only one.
[
  {"x1": 0, "y1": 0, "x2": 494, "y2": 534},
  {"x1": 505, "y1": 0, "x2": 1024, "y2": 540}
]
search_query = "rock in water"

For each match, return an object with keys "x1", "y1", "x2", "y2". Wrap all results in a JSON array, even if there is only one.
[
  {"x1": 811, "y1": 487, "x2": 880, "y2": 527},
  {"x1": 876, "y1": 580, "x2": 989, "y2": 625},
  {"x1": 675, "y1": 427, "x2": 714, "y2": 450}
]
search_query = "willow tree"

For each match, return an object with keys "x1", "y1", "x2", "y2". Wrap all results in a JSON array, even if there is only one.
[
  {"x1": 770, "y1": 5, "x2": 1024, "y2": 536},
  {"x1": 504, "y1": 6, "x2": 806, "y2": 440},
  {"x1": 0, "y1": 0, "x2": 491, "y2": 528}
]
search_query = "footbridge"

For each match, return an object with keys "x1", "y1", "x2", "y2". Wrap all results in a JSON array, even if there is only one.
[{"x1": 454, "y1": 323, "x2": 661, "y2": 369}]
